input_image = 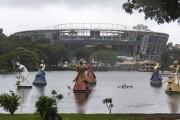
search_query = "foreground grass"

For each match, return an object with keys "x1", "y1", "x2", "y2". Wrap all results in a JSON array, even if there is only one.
[
  {"x1": 0, "y1": 114, "x2": 41, "y2": 120},
  {"x1": 62, "y1": 114, "x2": 147, "y2": 120},
  {"x1": 0, "y1": 114, "x2": 147, "y2": 120},
  {"x1": 1, "y1": 114, "x2": 180, "y2": 120}
]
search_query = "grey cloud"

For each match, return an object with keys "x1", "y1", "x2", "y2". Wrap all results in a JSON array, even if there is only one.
[
  {"x1": 0, "y1": 0, "x2": 126, "y2": 9},
  {"x1": 0, "y1": 0, "x2": 60, "y2": 8},
  {"x1": 60, "y1": 0, "x2": 125, "y2": 7}
]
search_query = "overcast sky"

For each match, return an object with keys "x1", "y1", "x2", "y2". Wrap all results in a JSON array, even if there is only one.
[{"x1": 0, "y1": 0, "x2": 179, "y2": 44}]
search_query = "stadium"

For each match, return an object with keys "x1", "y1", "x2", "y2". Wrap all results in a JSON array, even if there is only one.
[{"x1": 14, "y1": 23, "x2": 169, "y2": 60}]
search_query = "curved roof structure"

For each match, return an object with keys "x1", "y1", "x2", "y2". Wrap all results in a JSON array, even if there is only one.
[{"x1": 14, "y1": 23, "x2": 169, "y2": 60}]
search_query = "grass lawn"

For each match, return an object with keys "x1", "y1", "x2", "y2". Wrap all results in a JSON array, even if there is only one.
[
  {"x1": 0, "y1": 114, "x2": 41, "y2": 120},
  {"x1": 0, "y1": 114, "x2": 147, "y2": 120},
  {"x1": 62, "y1": 114, "x2": 147, "y2": 120},
  {"x1": 1, "y1": 113, "x2": 180, "y2": 120}
]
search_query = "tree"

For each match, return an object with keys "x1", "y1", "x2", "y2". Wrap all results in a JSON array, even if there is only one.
[
  {"x1": 161, "y1": 50, "x2": 172, "y2": 70},
  {"x1": 36, "y1": 44, "x2": 62, "y2": 67},
  {"x1": 35, "y1": 49, "x2": 48, "y2": 65},
  {"x1": 0, "y1": 34, "x2": 70, "y2": 71},
  {"x1": 74, "y1": 48, "x2": 91, "y2": 61},
  {"x1": 102, "y1": 98, "x2": 114, "y2": 114},
  {"x1": 172, "y1": 48, "x2": 180, "y2": 62},
  {"x1": 0, "y1": 90, "x2": 21, "y2": 115},
  {"x1": 160, "y1": 44, "x2": 180, "y2": 70},
  {"x1": 1, "y1": 52, "x2": 19, "y2": 71},
  {"x1": 35, "y1": 90, "x2": 63, "y2": 120},
  {"x1": 91, "y1": 50, "x2": 118, "y2": 67},
  {"x1": 0, "y1": 33, "x2": 7, "y2": 56},
  {"x1": 53, "y1": 45, "x2": 70, "y2": 64},
  {"x1": 15, "y1": 47, "x2": 39, "y2": 70},
  {"x1": 7, "y1": 35, "x2": 34, "y2": 51},
  {"x1": 92, "y1": 45, "x2": 109, "y2": 53},
  {"x1": 34, "y1": 37, "x2": 52, "y2": 44},
  {"x1": 122, "y1": 0, "x2": 180, "y2": 24}
]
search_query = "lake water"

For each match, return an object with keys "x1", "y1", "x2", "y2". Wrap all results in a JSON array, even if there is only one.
[{"x1": 0, "y1": 71, "x2": 179, "y2": 114}]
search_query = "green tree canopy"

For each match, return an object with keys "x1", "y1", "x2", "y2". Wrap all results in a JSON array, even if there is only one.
[
  {"x1": 91, "y1": 50, "x2": 118, "y2": 66},
  {"x1": 161, "y1": 46, "x2": 180, "y2": 70},
  {"x1": 34, "y1": 37, "x2": 51, "y2": 44},
  {"x1": 74, "y1": 48, "x2": 91, "y2": 61},
  {"x1": 92, "y1": 45, "x2": 109, "y2": 52},
  {"x1": 1, "y1": 52, "x2": 19, "y2": 71},
  {"x1": 122, "y1": 0, "x2": 180, "y2": 24},
  {"x1": 15, "y1": 47, "x2": 39, "y2": 70},
  {"x1": 36, "y1": 44, "x2": 69, "y2": 67},
  {"x1": 0, "y1": 35, "x2": 70, "y2": 72},
  {"x1": 35, "y1": 49, "x2": 48, "y2": 64},
  {"x1": 0, "y1": 34, "x2": 7, "y2": 56},
  {"x1": 0, "y1": 90, "x2": 21, "y2": 115},
  {"x1": 7, "y1": 35, "x2": 34, "y2": 51},
  {"x1": 35, "y1": 90, "x2": 63, "y2": 120}
]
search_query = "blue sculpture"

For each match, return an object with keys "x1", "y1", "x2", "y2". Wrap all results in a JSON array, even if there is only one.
[
  {"x1": 150, "y1": 63, "x2": 163, "y2": 86},
  {"x1": 33, "y1": 60, "x2": 47, "y2": 85}
]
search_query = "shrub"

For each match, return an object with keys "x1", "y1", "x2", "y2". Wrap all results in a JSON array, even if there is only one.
[
  {"x1": 35, "y1": 90, "x2": 63, "y2": 120},
  {"x1": 0, "y1": 90, "x2": 21, "y2": 115}
]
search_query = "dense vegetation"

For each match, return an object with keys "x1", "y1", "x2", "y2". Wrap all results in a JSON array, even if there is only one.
[
  {"x1": 160, "y1": 43, "x2": 180, "y2": 70},
  {"x1": 0, "y1": 34, "x2": 70, "y2": 72},
  {"x1": 0, "y1": 33, "x2": 180, "y2": 72},
  {"x1": 0, "y1": 34, "x2": 118, "y2": 73}
]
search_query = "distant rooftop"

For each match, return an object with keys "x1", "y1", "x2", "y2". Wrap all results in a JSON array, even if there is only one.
[
  {"x1": 174, "y1": 44, "x2": 180, "y2": 48},
  {"x1": 133, "y1": 24, "x2": 150, "y2": 31}
]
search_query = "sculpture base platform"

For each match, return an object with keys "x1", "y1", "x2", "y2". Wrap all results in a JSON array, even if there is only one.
[
  {"x1": 165, "y1": 90, "x2": 180, "y2": 94},
  {"x1": 73, "y1": 90, "x2": 92, "y2": 93},
  {"x1": 33, "y1": 79, "x2": 47, "y2": 86},
  {"x1": 90, "y1": 82, "x2": 96, "y2": 85},
  {"x1": 17, "y1": 85, "x2": 32, "y2": 89},
  {"x1": 33, "y1": 82, "x2": 47, "y2": 86},
  {"x1": 150, "y1": 81, "x2": 162, "y2": 86}
]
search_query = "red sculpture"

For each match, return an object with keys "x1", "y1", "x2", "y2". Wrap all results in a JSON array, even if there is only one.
[
  {"x1": 73, "y1": 59, "x2": 92, "y2": 92},
  {"x1": 87, "y1": 61, "x2": 97, "y2": 85}
]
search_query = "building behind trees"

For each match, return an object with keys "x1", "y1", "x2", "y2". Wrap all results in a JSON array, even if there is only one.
[{"x1": 14, "y1": 23, "x2": 169, "y2": 61}]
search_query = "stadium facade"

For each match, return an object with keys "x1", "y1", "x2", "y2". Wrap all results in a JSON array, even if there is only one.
[{"x1": 14, "y1": 23, "x2": 169, "y2": 60}]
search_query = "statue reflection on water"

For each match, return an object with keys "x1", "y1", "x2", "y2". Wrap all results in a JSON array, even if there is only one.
[
  {"x1": 18, "y1": 85, "x2": 46, "y2": 103},
  {"x1": 16, "y1": 88, "x2": 31, "y2": 105},
  {"x1": 33, "y1": 85, "x2": 46, "y2": 97},
  {"x1": 16, "y1": 85, "x2": 46, "y2": 113},
  {"x1": 16, "y1": 88, "x2": 31, "y2": 113},
  {"x1": 74, "y1": 92, "x2": 91, "y2": 114},
  {"x1": 167, "y1": 95, "x2": 180, "y2": 113},
  {"x1": 17, "y1": 85, "x2": 46, "y2": 101}
]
